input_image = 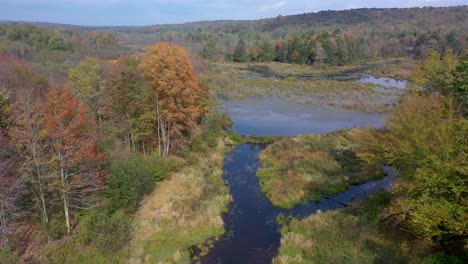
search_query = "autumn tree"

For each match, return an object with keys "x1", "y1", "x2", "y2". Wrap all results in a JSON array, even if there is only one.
[
  {"x1": 0, "y1": 53, "x2": 23, "y2": 93},
  {"x1": 354, "y1": 94, "x2": 467, "y2": 249},
  {"x1": 411, "y1": 49, "x2": 458, "y2": 94},
  {"x1": 257, "y1": 41, "x2": 275, "y2": 62},
  {"x1": 68, "y1": 56, "x2": 103, "y2": 132},
  {"x1": 140, "y1": 42, "x2": 202, "y2": 157},
  {"x1": 102, "y1": 55, "x2": 150, "y2": 153},
  {"x1": 0, "y1": 89, "x2": 25, "y2": 249},
  {"x1": 11, "y1": 66, "x2": 51, "y2": 228},
  {"x1": 0, "y1": 134, "x2": 25, "y2": 251},
  {"x1": 43, "y1": 88, "x2": 104, "y2": 235}
]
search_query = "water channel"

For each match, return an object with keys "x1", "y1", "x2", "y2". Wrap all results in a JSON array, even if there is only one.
[{"x1": 200, "y1": 73, "x2": 402, "y2": 263}]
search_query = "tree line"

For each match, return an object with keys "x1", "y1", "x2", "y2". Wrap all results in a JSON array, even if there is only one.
[{"x1": 199, "y1": 28, "x2": 465, "y2": 65}]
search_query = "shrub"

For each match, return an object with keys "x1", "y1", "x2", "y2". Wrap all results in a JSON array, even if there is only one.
[
  {"x1": 226, "y1": 130, "x2": 243, "y2": 144},
  {"x1": 46, "y1": 217, "x2": 67, "y2": 240},
  {"x1": 421, "y1": 253, "x2": 464, "y2": 264},
  {"x1": 105, "y1": 156, "x2": 163, "y2": 213},
  {"x1": 80, "y1": 210, "x2": 130, "y2": 254},
  {"x1": 45, "y1": 239, "x2": 107, "y2": 264},
  {"x1": 0, "y1": 248, "x2": 20, "y2": 264}
]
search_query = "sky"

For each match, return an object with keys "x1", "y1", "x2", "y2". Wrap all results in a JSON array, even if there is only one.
[{"x1": 0, "y1": 0, "x2": 467, "y2": 26}]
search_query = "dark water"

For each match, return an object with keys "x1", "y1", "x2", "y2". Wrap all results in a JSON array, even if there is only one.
[
  {"x1": 200, "y1": 144, "x2": 395, "y2": 264},
  {"x1": 219, "y1": 97, "x2": 385, "y2": 136}
]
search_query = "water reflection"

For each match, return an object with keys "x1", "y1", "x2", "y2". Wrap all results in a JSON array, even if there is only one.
[
  {"x1": 201, "y1": 145, "x2": 395, "y2": 264},
  {"x1": 219, "y1": 96, "x2": 385, "y2": 136}
]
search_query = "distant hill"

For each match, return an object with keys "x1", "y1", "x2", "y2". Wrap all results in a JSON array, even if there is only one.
[
  {"x1": 0, "y1": 20, "x2": 91, "y2": 29},
  {"x1": 2, "y1": 5, "x2": 467, "y2": 33},
  {"x1": 107, "y1": 6, "x2": 468, "y2": 33},
  {"x1": 1, "y1": 5, "x2": 466, "y2": 66}
]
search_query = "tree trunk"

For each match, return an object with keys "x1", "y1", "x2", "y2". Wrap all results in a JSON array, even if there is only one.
[
  {"x1": 0, "y1": 202, "x2": 8, "y2": 249},
  {"x1": 60, "y1": 166, "x2": 71, "y2": 235},
  {"x1": 156, "y1": 98, "x2": 162, "y2": 158}
]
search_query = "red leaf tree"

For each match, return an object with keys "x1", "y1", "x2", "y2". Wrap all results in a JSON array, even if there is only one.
[{"x1": 43, "y1": 88, "x2": 104, "y2": 235}]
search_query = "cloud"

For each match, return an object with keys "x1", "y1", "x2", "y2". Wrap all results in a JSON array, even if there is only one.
[{"x1": 258, "y1": 1, "x2": 287, "y2": 12}]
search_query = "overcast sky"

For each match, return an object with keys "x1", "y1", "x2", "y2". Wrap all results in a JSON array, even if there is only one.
[{"x1": 1, "y1": 0, "x2": 467, "y2": 26}]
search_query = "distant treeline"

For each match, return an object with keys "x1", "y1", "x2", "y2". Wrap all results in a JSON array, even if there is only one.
[
  {"x1": 0, "y1": 23, "x2": 122, "y2": 59},
  {"x1": 126, "y1": 6, "x2": 467, "y2": 65},
  {"x1": 1, "y1": 6, "x2": 467, "y2": 71}
]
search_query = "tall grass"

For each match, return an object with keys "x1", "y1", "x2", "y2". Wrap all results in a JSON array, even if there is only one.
[
  {"x1": 209, "y1": 61, "x2": 404, "y2": 112},
  {"x1": 129, "y1": 138, "x2": 231, "y2": 264},
  {"x1": 257, "y1": 130, "x2": 383, "y2": 208},
  {"x1": 273, "y1": 192, "x2": 432, "y2": 264}
]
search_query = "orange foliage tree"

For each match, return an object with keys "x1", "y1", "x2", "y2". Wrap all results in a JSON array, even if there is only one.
[
  {"x1": 43, "y1": 88, "x2": 104, "y2": 235},
  {"x1": 140, "y1": 42, "x2": 202, "y2": 157}
]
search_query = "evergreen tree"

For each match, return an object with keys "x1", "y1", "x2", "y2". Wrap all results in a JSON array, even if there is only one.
[{"x1": 233, "y1": 39, "x2": 247, "y2": 62}]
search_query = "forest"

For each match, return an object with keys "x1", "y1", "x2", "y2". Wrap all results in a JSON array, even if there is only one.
[{"x1": 0, "y1": 5, "x2": 467, "y2": 264}]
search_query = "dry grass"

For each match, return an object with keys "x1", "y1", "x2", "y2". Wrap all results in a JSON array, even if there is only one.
[
  {"x1": 365, "y1": 58, "x2": 419, "y2": 80},
  {"x1": 209, "y1": 61, "x2": 405, "y2": 112},
  {"x1": 257, "y1": 130, "x2": 384, "y2": 209},
  {"x1": 273, "y1": 197, "x2": 430, "y2": 264},
  {"x1": 128, "y1": 138, "x2": 231, "y2": 264}
]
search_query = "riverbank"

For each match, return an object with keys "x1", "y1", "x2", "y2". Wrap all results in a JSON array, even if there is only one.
[
  {"x1": 274, "y1": 192, "x2": 432, "y2": 264},
  {"x1": 257, "y1": 130, "x2": 384, "y2": 209},
  {"x1": 128, "y1": 137, "x2": 231, "y2": 263},
  {"x1": 209, "y1": 59, "x2": 414, "y2": 112}
]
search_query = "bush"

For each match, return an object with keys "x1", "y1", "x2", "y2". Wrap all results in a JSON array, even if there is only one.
[
  {"x1": 46, "y1": 217, "x2": 67, "y2": 240},
  {"x1": 226, "y1": 130, "x2": 243, "y2": 144},
  {"x1": 45, "y1": 239, "x2": 107, "y2": 264},
  {"x1": 192, "y1": 113, "x2": 230, "y2": 152},
  {"x1": 0, "y1": 247, "x2": 20, "y2": 264},
  {"x1": 80, "y1": 210, "x2": 130, "y2": 254},
  {"x1": 421, "y1": 253, "x2": 464, "y2": 264},
  {"x1": 105, "y1": 156, "x2": 163, "y2": 213}
]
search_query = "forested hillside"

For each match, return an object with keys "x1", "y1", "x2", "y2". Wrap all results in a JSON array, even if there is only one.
[{"x1": 113, "y1": 6, "x2": 467, "y2": 65}]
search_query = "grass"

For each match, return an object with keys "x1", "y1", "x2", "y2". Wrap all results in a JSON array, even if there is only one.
[
  {"x1": 209, "y1": 61, "x2": 407, "y2": 112},
  {"x1": 128, "y1": 138, "x2": 231, "y2": 264},
  {"x1": 257, "y1": 130, "x2": 384, "y2": 209},
  {"x1": 273, "y1": 192, "x2": 432, "y2": 264}
]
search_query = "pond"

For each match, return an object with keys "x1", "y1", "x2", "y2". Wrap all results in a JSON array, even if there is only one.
[{"x1": 219, "y1": 96, "x2": 385, "y2": 136}]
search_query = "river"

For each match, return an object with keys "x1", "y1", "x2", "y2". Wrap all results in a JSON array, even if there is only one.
[{"x1": 199, "y1": 73, "x2": 402, "y2": 263}]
